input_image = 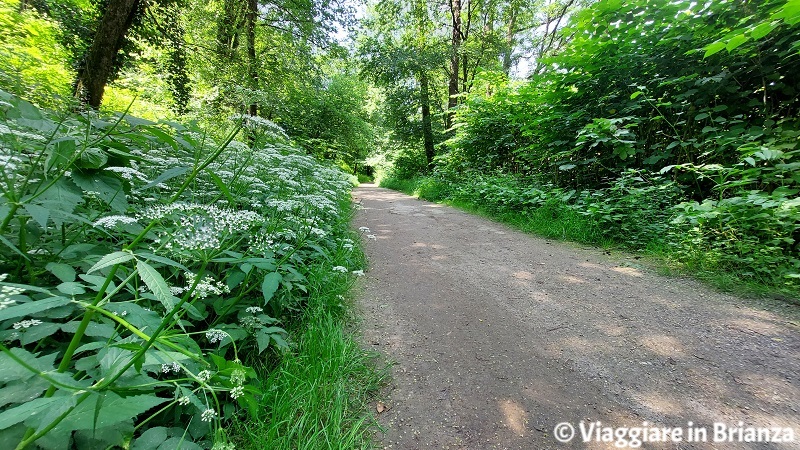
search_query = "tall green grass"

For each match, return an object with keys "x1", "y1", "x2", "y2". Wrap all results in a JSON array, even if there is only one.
[{"x1": 231, "y1": 230, "x2": 387, "y2": 449}]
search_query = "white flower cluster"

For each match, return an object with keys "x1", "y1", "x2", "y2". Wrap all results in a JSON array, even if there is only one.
[
  {"x1": 205, "y1": 329, "x2": 227, "y2": 344},
  {"x1": 184, "y1": 272, "x2": 230, "y2": 299},
  {"x1": 13, "y1": 319, "x2": 42, "y2": 329},
  {"x1": 245, "y1": 306, "x2": 263, "y2": 314},
  {"x1": 197, "y1": 370, "x2": 212, "y2": 382},
  {"x1": 162, "y1": 362, "x2": 181, "y2": 374},
  {"x1": 93, "y1": 215, "x2": 139, "y2": 228},
  {"x1": 105, "y1": 166, "x2": 150, "y2": 182},
  {"x1": 141, "y1": 203, "x2": 263, "y2": 253},
  {"x1": 177, "y1": 396, "x2": 190, "y2": 406},
  {"x1": 332, "y1": 266, "x2": 348, "y2": 273},
  {"x1": 201, "y1": 408, "x2": 217, "y2": 422},
  {"x1": 352, "y1": 270, "x2": 365, "y2": 277},
  {"x1": 230, "y1": 386, "x2": 244, "y2": 399}
]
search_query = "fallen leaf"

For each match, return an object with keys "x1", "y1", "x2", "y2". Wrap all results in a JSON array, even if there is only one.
[{"x1": 376, "y1": 402, "x2": 387, "y2": 413}]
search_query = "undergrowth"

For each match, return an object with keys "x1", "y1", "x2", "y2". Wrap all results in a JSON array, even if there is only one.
[{"x1": 381, "y1": 174, "x2": 800, "y2": 303}]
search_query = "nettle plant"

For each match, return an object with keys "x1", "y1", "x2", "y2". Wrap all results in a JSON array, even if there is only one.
[{"x1": 0, "y1": 90, "x2": 356, "y2": 449}]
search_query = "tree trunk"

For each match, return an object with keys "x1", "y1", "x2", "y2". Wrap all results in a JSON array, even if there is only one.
[
  {"x1": 419, "y1": 72, "x2": 435, "y2": 169},
  {"x1": 74, "y1": 0, "x2": 140, "y2": 109},
  {"x1": 246, "y1": 0, "x2": 258, "y2": 117},
  {"x1": 502, "y1": 7, "x2": 517, "y2": 74},
  {"x1": 446, "y1": 0, "x2": 461, "y2": 129}
]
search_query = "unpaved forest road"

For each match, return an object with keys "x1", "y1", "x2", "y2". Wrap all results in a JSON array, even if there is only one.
[{"x1": 353, "y1": 185, "x2": 800, "y2": 450}]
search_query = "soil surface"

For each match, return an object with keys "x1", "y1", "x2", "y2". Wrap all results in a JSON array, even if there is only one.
[{"x1": 352, "y1": 184, "x2": 800, "y2": 450}]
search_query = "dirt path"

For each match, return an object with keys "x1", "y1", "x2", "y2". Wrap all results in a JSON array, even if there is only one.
[{"x1": 353, "y1": 185, "x2": 800, "y2": 450}]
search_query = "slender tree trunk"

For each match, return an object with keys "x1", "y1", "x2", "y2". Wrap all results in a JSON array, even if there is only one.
[
  {"x1": 419, "y1": 72, "x2": 435, "y2": 169},
  {"x1": 502, "y1": 8, "x2": 517, "y2": 74},
  {"x1": 246, "y1": 0, "x2": 258, "y2": 117},
  {"x1": 74, "y1": 0, "x2": 140, "y2": 109},
  {"x1": 447, "y1": 0, "x2": 461, "y2": 129}
]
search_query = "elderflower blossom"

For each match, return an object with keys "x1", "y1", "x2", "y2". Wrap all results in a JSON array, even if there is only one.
[
  {"x1": 230, "y1": 386, "x2": 244, "y2": 399},
  {"x1": 352, "y1": 270, "x2": 365, "y2": 277},
  {"x1": 13, "y1": 319, "x2": 42, "y2": 329},
  {"x1": 177, "y1": 396, "x2": 191, "y2": 406},
  {"x1": 332, "y1": 266, "x2": 348, "y2": 273},
  {"x1": 245, "y1": 306, "x2": 263, "y2": 314},
  {"x1": 205, "y1": 329, "x2": 227, "y2": 344},
  {"x1": 201, "y1": 408, "x2": 217, "y2": 422}
]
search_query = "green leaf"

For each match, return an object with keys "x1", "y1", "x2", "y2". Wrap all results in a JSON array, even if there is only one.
[
  {"x1": 750, "y1": 21, "x2": 777, "y2": 40},
  {"x1": 71, "y1": 172, "x2": 127, "y2": 212},
  {"x1": 21, "y1": 322, "x2": 61, "y2": 345},
  {"x1": 694, "y1": 113, "x2": 709, "y2": 121},
  {"x1": 144, "y1": 127, "x2": 178, "y2": 152},
  {"x1": 725, "y1": 34, "x2": 749, "y2": 52},
  {"x1": 629, "y1": 91, "x2": 643, "y2": 99},
  {"x1": 46, "y1": 263, "x2": 76, "y2": 283},
  {"x1": 261, "y1": 272, "x2": 282, "y2": 304},
  {"x1": 138, "y1": 166, "x2": 189, "y2": 191},
  {"x1": 256, "y1": 329, "x2": 271, "y2": 354},
  {"x1": 88, "y1": 251, "x2": 134, "y2": 274},
  {"x1": 45, "y1": 139, "x2": 77, "y2": 172},
  {"x1": 137, "y1": 260, "x2": 175, "y2": 311},
  {"x1": 0, "y1": 348, "x2": 57, "y2": 383},
  {"x1": 31, "y1": 177, "x2": 84, "y2": 219},
  {"x1": 204, "y1": 168, "x2": 236, "y2": 204},
  {"x1": 130, "y1": 427, "x2": 168, "y2": 450},
  {"x1": 23, "y1": 204, "x2": 50, "y2": 228},
  {"x1": 56, "y1": 282, "x2": 86, "y2": 295},
  {"x1": 703, "y1": 41, "x2": 726, "y2": 58},
  {"x1": 0, "y1": 397, "x2": 64, "y2": 429},
  {"x1": 78, "y1": 148, "x2": 108, "y2": 169},
  {"x1": 52, "y1": 392, "x2": 168, "y2": 432},
  {"x1": 0, "y1": 296, "x2": 71, "y2": 322}
]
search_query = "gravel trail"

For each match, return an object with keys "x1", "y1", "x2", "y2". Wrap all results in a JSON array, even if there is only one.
[{"x1": 353, "y1": 184, "x2": 800, "y2": 450}]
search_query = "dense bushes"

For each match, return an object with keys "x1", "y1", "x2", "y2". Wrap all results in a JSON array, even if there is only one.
[
  {"x1": 0, "y1": 90, "x2": 370, "y2": 449},
  {"x1": 380, "y1": 0, "x2": 800, "y2": 296}
]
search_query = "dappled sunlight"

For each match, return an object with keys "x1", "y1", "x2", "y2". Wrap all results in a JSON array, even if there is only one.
[
  {"x1": 559, "y1": 274, "x2": 587, "y2": 284},
  {"x1": 634, "y1": 392, "x2": 684, "y2": 416},
  {"x1": 595, "y1": 322, "x2": 626, "y2": 336},
  {"x1": 498, "y1": 399, "x2": 529, "y2": 436},
  {"x1": 610, "y1": 266, "x2": 644, "y2": 277},
  {"x1": 639, "y1": 334, "x2": 686, "y2": 358},
  {"x1": 726, "y1": 318, "x2": 789, "y2": 336},
  {"x1": 578, "y1": 262, "x2": 605, "y2": 270},
  {"x1": 512, "y1": 270, "x2": 534, "y2": 280}
]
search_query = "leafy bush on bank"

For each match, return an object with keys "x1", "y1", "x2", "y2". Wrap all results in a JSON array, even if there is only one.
[
  {"x1": 382, "y1": 153, "x2": 800, "y2": 295},
  {"x1": 0, "y1": 90, "x2": 371, "y2": 449}
]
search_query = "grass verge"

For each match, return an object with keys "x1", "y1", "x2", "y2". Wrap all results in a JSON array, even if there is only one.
[{"x1": 230, "y1": 225, "x2": 387, "y2": 448}]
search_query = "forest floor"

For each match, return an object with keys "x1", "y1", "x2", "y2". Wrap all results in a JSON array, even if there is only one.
[{"x1": 352, "y1": 184, "x2": 800, "y2": 450}]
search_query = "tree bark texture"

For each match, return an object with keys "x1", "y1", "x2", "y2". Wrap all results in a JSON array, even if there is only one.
[
  {"x1": 447, "y1": 0, "x2": 461, "y2": 129},
  {"x1": 74, "y1": 0, "x2": 140, "y2": 109},
  {"x1": 419, "y1": 72, "x2": 435, "y2": 168}
]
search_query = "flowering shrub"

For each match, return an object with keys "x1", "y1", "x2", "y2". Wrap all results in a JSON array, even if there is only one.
[{"x1": 0, "y1": 89, "x2": 361, "y2": 449}]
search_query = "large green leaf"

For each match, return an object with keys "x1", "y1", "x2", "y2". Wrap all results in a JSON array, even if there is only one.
[
  {"x1": 0, "y1": 397, "x2": 65, "y2": 429},
  {"x1": 137, "y1": 260, "x2": 176, "y2": 311},
  {"x1": 0, "y1": 296, "x2": 71, "y2": 322},
  {"x1": 45, "y1": 138, "x2": 76, "y2": 172},
  {"x1": 88, "y1": 251, "x2": 135, "y2": 274},
  {"x1": 261, "y1": 272, "x2": 282, "y2": 304},
  {"x1": 0, "y1": 348, "x2": 57, "y2": 383},
  {"x1": 71, "y1": 172, "x2": 128, "y2": 212},
  {"x1": 51, "y1": 392, "x2": 168, "y2": 432}
]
